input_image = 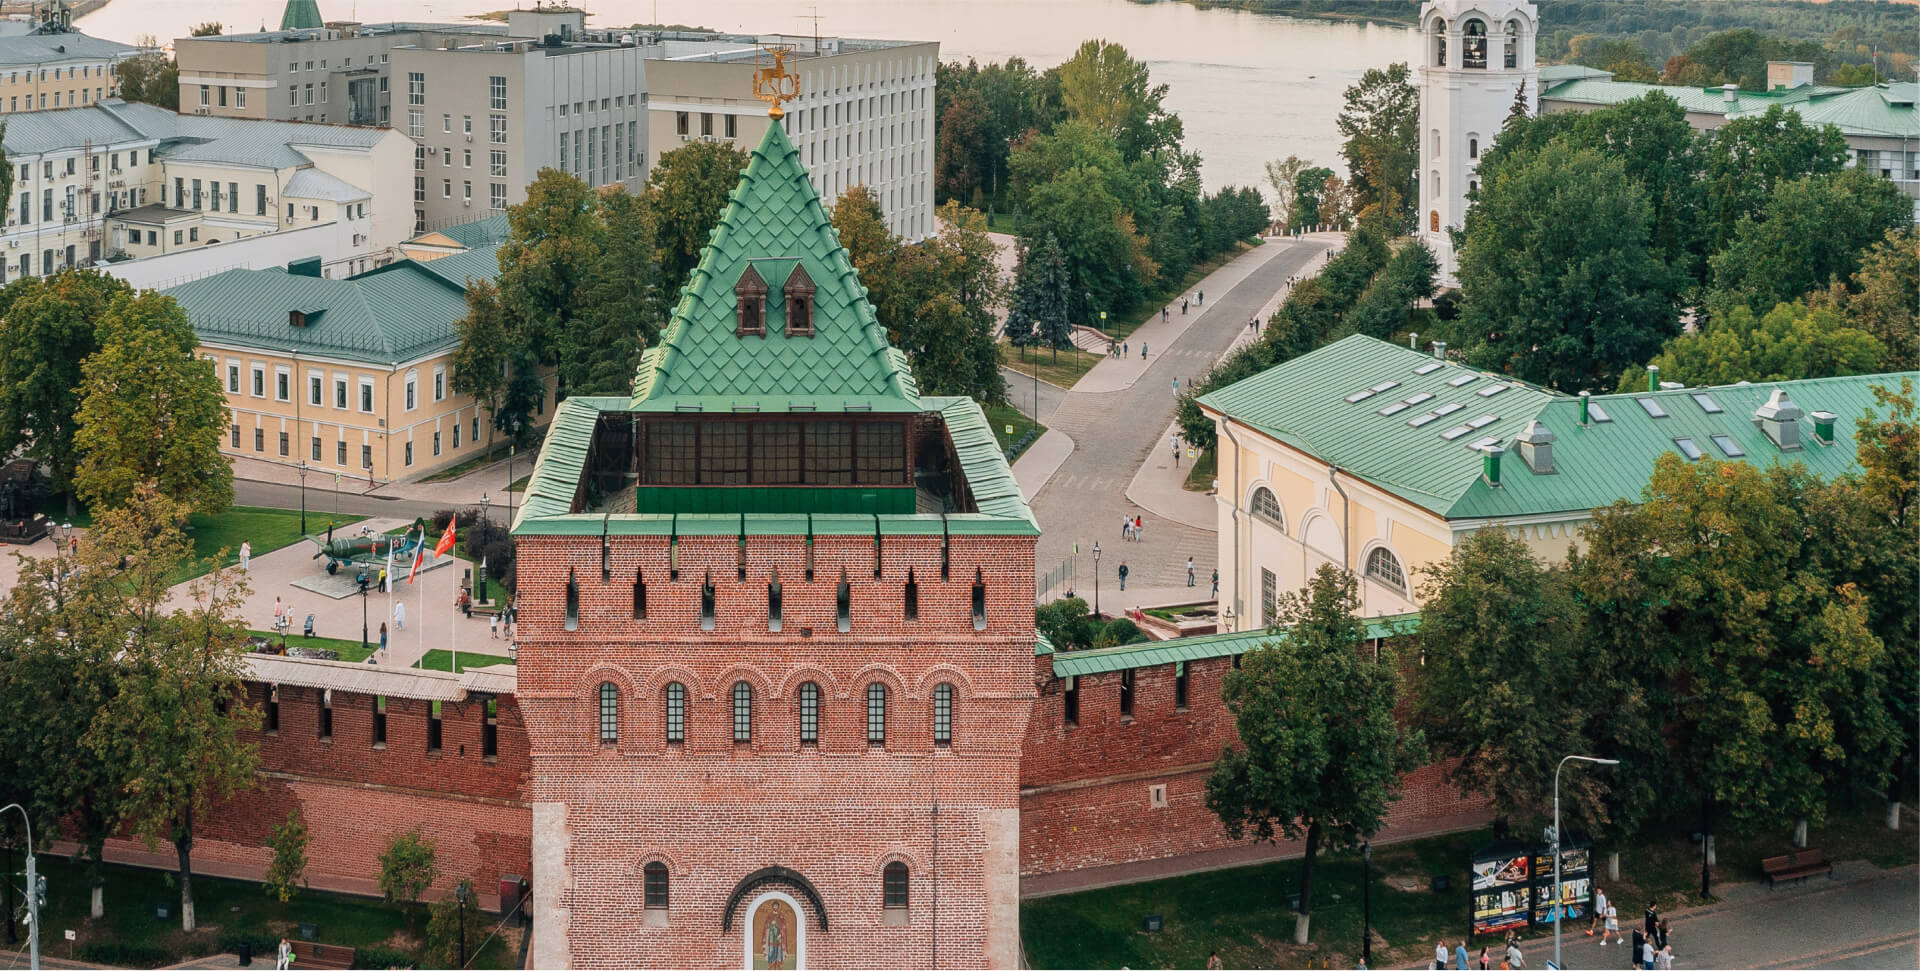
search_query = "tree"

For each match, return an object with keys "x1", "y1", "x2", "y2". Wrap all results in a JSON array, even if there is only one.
[
  {"x1": 265, "y1": 811, "x2": 309, "y2": 903},
  {"x1": 1335, "y1": 63, "x2": 1419, "y2": 231},
  {"x1": 1289, "y1": 165, "x2": 1335, "y2": 230},
  {"x1": 1454, "y1": 143, "x2": 1677, "y2": 391},
  {"x1": 1347, "y1": 239, "x2": 1438, "y2": 340},
  {"x1": 1205, "y1": 566, "x2": 1422, "y2": 944},
  {"x1": 1807, "y1": 228, "x2": 1918, "y2": 370},
  {"x1": 378, "y1": 827, "x2": 440, "y2": 928},
  {"x1": 496, "y1": 169, "x2": 603, "y2": 361},
  {"x1": 647, "y1": 140, "x2": 751, "y2": 296},
  {"x1": 82, "y1": 487, "x2": 258, "y2": 932},
  {"x1": 114, "y1": 50, "x2": 179, "y2": 110},
  {"x1": 1707, "y1": 168, "x2": 1911, "y2": 317},
  {"x1": 1504, "y1": 78, "x2": 1530, "y2": 129},
  {"x1": 1624, "y1": 301, "x2": 1886, "y2": 392},
  {"x1": 1700, "y1": 106, "x2": 1849, "y2": 254},
  {"x1": 564, "y1": 189, "x2": 664, "y2": 395},
  {"x1": 1035, "y1": 597, "x2": 1095, "y2": 651},
  {"x1": 0, "y1": 270, "x2": 132, "y2": 514},
  {"x1": 1031, "y1": 233, "x2": 1075, "y2": 354},
  {"x1": 1674, "y1": 29, "x2": 1831, "y2": 91},
  {"x1": 1851, "y1": 379, "x2": 1920, "y2": 812},
  {"x1": 1054, "y1": 40, "x2": 1180, "y2": 162},
  {"x1": 449, "y1": 278, "x2": 514, "y2": 460},
  {"x1": 1317, "y1": 173, "x2": 1353, "y2": 232},
  {"x1": 1263, "y1": 155, "x2": 1309, "y2": 230},
  {"x1": 936, "y1": 89, "x2": 989, "y2": 204},
  {"x1": 424, "y1": 880, "x2": 484, "y2": 969},
  {"x1": 73, "y1": 291, "x2": 233, "y2": 514},
  {"x1": 189, "y1": 22, "x2": 223, "y2": 36}
]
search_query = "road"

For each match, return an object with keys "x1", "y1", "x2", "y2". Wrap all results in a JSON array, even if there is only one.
[{"x1": 235, "y1": 479, "x2": 461, "y2": 523}]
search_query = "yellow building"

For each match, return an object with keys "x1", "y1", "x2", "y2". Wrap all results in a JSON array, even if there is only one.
[
  {"x1": 0, "y1": 19, "x2": 134, "y2": 115},
  {"x1": 163, "y1": 240, "x2": 556, "y2": 484},
  {"x1": 1199, "y1": 334, "x2": 1913, "y2": 631}
]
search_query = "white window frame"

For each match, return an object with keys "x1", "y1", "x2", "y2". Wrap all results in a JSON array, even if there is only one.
[
  {"x1": 433, "y1": 366, "x2": 446, "y2": 402},
  {"x1": 333, "y1": 374, "x2": 349, "y2": 409},
  {"x1": 250, "y1": 363, "x2": 267, "y2": 398},
  {"x1": 358, "y1": 377, "x2": 375, "y2": 414},
  {"x1": 404, "y1": 372, "x2": 417, "y2": 411},
  {"x1": 274, "y1": 364, "x2": 291, "y2": 402}
]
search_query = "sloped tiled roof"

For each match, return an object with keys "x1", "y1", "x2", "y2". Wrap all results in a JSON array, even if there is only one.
[
  {"x1": 285, "y1": 167, "x2": 370, "y2": 203},
  {"x1": 0, "y1": 103, "x2": 153, "y2": 156},
  {"x1": 0, "y1": 30, "x2": 136, "y2": 68},
  {"x1": 1051, "y1": 612, "x2": 1421, "y2": 677},
  {"x1": 1541, "y1": 76, "x2": 1918, "y2": 139},
  {"x1": 1200, "y1": 334, "x2": 1916, "y2": 521},
  {"x1": 631, "y1": 121, "x2": 919, "y2": 413},
  {"x1": 280, "y1": 0, "x2": 325, "y2": 31}
]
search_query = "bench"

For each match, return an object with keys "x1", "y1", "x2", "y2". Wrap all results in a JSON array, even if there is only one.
[
  {"x1": 288, "y1": 939, "x2": 356, "y2": 969},
  {"x1": 468, "y1": 601, "x2": 505, "y2": 618},
  {"x1": 1761, "y1": 848, "x2": 1832, "y2": 887}
]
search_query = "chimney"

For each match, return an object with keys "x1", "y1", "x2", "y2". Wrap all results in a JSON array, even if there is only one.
[
  {"x1": 1515, "y1": 420, "x2": 1555, "y2": 474},
  {"x1": 1722, "y1": 83, "x2": 1739, "y2": 103},
  {"x1": 1482, "y1": 445, "x2": 1504, "y2": 488},
  {"x1": 1409, "y1": 331, "x2": 1419, "y2": 350},
  {"x1": 1434, "y1": 340, "x2": 1447, "y2": 360},
  {"x1": 1647, "y1": 365, "x2": 1660, "y2": 392},
  {"x1": 1810, "y1": 410, "x2": 1837, "y2": 445},
  {"x1": 1579, "y1": 390, "x2": 1591, "y2": 426},
  {"x1": 1753, "y1": 388, "x2": 1804, "y2": 451}
]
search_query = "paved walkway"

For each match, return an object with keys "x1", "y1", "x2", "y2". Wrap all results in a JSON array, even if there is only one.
[{"x1": 1028, "y1": 235, "x2": 1339, "y2": 612}]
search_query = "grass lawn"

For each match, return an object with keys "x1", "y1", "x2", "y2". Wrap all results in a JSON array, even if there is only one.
[
  {"x1": 1000, "y1": 340, "x2": 1101, "y2": 390},
  {"x1": 416, "y1": 445, "x2": 510, "y2": 483},
  {"x1": 184, "y1": 507, "x2": 365, "y2": 582},
  {"x1": 505, "y1": 475, "x2": 530, "y2": 493},
  {"x1": 247, "y1": 630, "x2": 377, "y2": 663},
  {"x1": 13, "y1": 853, "x2": 517, "y2": 969},
  {"x1": 415, "y1": 649, "x2": 516, "y2": 673},
  {"x1": 985, "y1": 401, "x2": 1047, "y2": 463},
  {"x1": 1183, "y1": 446, "x2": 1216, "y2": 492},
  {"x1": 1106, "y1": 242, "x2": 1255, "y2": 343}
]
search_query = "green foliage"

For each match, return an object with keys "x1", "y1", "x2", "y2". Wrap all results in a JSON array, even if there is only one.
[
  {"x1": 1346, "y1": 238, "x2": 1438, "y2": 340},
  {"x1": 76, "y1": 941, "x2": 171, "y2": 967},
  {"x1": 1198, "y1": 185, "x2": 1270, "y2": 255},
  {"x1": 449, "y1": 278, "x2": 514, "y2": 454},
  {"x1": 648, "y1": 139, "x2": 751, "y2": 295},
  {"x1": 265, "y1": 810, "x2": 310, "y2": 903},
  {"x1": 1625, "y1": 301, "x2": 1886, "y2": 392},
  {"x1": 1288, "y1": 165, "x2": 1336, "y2": 230},
  {"x1": 423, "y1": 880, "x2": 485, "y2": 969},
  {"x1": 1806, "y1": 228, "x2": 1918, "y2": 371},
  {"x1": 565, "y1": 188, "x2": 666, "y2": 394},
  {"x1": 377, "y1": 827, "x2": 439, "y2": 909},
  {"x1": 351, "y1": 946, "x2": 423, "y2": 969},
  {"x1": 1055, "y1": 39, "x2": 1184, "y2": 163},
  {"x1": 1263, "y1": 155, "x2": 1308, "y2": 230},
  {"x1": 934, "y1": 57, "x2": 1049, "y2": 207},
  {"x1": 1036, "y1": 596, "x2": 1095, "y2": 651},
  {"x1": 1454, "y1": 142, "x2": 1678, "y2": 391},
  {"x1": 0, "y1": 270, "x2": 132, "y2": 507},
  {"x1": 1335, "y1": 62, "x2": 1419, "y2": 231},
  {"x1": 190, "y1": 22, "x2": 223, "y2": 36},
  {"x1": 1707, "y1": 167, "x2": 1911, "y2": 318},
  {"x1": 115, "y1": 51, "x2": 179, "y2": 110},
  {"x1": 1699, "y1": 105, "x2": 1849, "y2": 255},
  {"x1": 1205, "y1": 565, "x2": 1422, "y2": 942},
  {"x1": 73, "y1": 291, "x2": 233, "y2": 515},
  {"x1": 1667, "y1": 28, "x2": 1830, "y2": 90},
  {"x1": 1094, "y1": 616, "x2": 1148, "y2": 648}
]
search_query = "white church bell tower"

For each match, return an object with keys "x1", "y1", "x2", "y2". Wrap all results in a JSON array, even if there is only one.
[{"x1": 1418, "y1": 0, "x2": 1538, "y2": 287}]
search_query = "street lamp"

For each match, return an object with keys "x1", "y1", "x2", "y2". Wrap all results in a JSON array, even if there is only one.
[
  {"x1": 455, "y1": 882, "x2": 469, "y2": 968},
  {"x1": 1091, "y1": 541, "x2": 1102, "y2": 618},
  {"x1": 1553, "y1": 754, "x2": 1619, "y2": 971},
  {"x1": 506, "y1": 419, "x2": 521, "y2": 526},
  {"x1": 296, "y1": 461, "x2": 309, "y2": 534},
  {"x1": 2, "y1": 802, "x2": 40, "y2": 970},
  {"x1": 1360, "y1": 841, "x2": 1373, "y2": 970},
  {"x1": 479, "y1": 492, "x2": 490, "y2": 526},
  {"x1": 356, "y1": 570, "x2": 370, "y2": 650}
]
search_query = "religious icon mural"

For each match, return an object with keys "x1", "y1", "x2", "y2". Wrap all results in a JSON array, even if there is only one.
[{"x1": 749, "y1": 896, "x2": 801, "y2": 970}]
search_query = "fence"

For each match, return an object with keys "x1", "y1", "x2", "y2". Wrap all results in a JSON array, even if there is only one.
[{"x1": 1036, "y1": 556, "x2": 1075, "y2": 604}]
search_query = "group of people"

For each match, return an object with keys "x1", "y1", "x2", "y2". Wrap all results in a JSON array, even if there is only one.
[
  {"x1": 1590, "y1": 891, "x2": 1675, "y2": 969},
  {"x1": 1119, "y1": 513, "x2": 1145, "y2": 542}
]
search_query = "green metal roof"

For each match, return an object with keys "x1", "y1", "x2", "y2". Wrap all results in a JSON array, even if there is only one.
[
  {"x1": 1050, "y1": 612, "x2": 1421, "y2": 678},
  {"x1": 1200, "y1": 335, "x2": 1917, "y2": 521},
  {"x1": 631, "y1": 120, "x2": 919, "y2": 414},
  {"x1": 513, "y1": 396, "x2": 609, "y2": 527},
  {"x1": 438, "y1": 214, "x2": 512, "y2": 249},
  {"x1": 168, "y1": 255, "x2": 491, "y2": 366},
  {"x1": 1541, "y1": 76, "x2": 1919, "y2": 139},
  {"x1": 280, "y1": 0, "x2": 324, "y2": 31}
]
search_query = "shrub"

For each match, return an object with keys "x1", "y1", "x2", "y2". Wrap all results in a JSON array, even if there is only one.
[
  {"x1": 77, "y1": 941, "x2": 170, "y2": 968},
  {"x1": 216, "y1": 931, "x2": 281, "y2": 959},
  {"x1": 353, "y1": 945, "x2": 422, "y2": 969},
  {"x1": 377, "y1": 827, "x2": 439, "y2": 930},
  {"x1": 423, "y1": 880, "x2": 486, "y2": 969},
  {"x1": 1098, "y1": 617, "x2": 1149, "y2": 647},
  {"x1": 265, "y1": 809, "x2": 309, "y2": 902}
]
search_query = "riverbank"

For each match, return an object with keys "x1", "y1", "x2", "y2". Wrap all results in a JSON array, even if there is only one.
[{"x1": 1185, "y1": 0, "x2": 1420, "y2": 28}]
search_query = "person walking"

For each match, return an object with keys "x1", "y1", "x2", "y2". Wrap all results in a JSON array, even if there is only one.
[
  {"x1": 1172, "y1": 377, "x2": 1180, "y2": 395},
  {"x1": 1477, "y1": 946, "x2": 1490, "y2": 970},
  {"x1": 1210, "y1": 568, "x2": 1219, "y2": 597},
  {"x1": 378, "y1": 621, "x2": 388, "y2": 658},
  {"x1": 1504, "y1": 937, "x2": 1525, "y2": 969},
  {"x1": 239, "y1": 540, "x2": 252, "y2": 571},
  {"x1": 1588, "y1": 888, "x2": 1608, "y2": 936},
  {"x1": 394, "y1": 599, "x2": 406, "y2": 631},
  {"x1": 1454, "y1": 940, "x2": 1471, "y2": 970},
  {"x1": 1602, "y1": 901, "x2": 1619, "y2": 945},
  {"x1": 1120, "y1": 515, "x2": 1133, "y2": 541},
  {"x1": 1181, "y1": 298, "x2": 1188, "y2": 315},
  {"x1": 1654, "y1": 918, "x2": 1669, "y2": 952},
  {"x1": 1186, "y1": 557, "x2": 1196, "y2": 587},
  {"x1": 1197, "y1": 289, "x2": 1204, "y2": 305},
  {"x1": 1171, "y1": 434, "x2": 1181, "y2": 465},
  {"x1": 1117, "y1": 560, "x2": 1128, "y2": 591},
  {"x1": 490, "y1": 613, "x2": 501, "y2": 639},
  {"x1": 272, "y1": 596, "x2": 286, "y2": 630},
  {"x1": 1640, "y1": 934, "x2": 1655, "y2": 970},
  {"x1": 1435, "y1": 943, "x2": 1449, "y2": 969},
  {"x1": 1163, "y1": 306, "x2": 1170, "y2": 323},
  {"x1": 1122, "y1": 341, "x2": 1129, "y2": 358},
  {"x1": 1134, "y1": 514, "x2": 1144, "y2": 540},
  {"x1": 1643, "y1": 903, "x2": 1658, "y2": 941},
  {"x1": 1141, "y1": 343, "x2": 1149, "y2": 360}
]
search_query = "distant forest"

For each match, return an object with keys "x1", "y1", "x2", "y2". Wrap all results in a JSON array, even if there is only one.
[{"x1": 1184, "y1": 0, "x2": 1917, "y2": 80}]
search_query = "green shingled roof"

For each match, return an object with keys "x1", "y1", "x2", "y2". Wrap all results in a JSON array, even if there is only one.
[
  {"x1": 631, "y1": 121, "x2": 919, "y2": 414},
  {"x1": 1050, "y1": 612, "x2": 1420, "y2": 678},
  {"x1": 1200, "y1": 334, "x2": 1916, "y2": 521},
  {"x1": 280, "y1": 0, "x2": 324, "y2": 31}
]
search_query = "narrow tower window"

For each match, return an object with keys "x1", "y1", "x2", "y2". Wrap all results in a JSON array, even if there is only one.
[
  {"x1": 970, "y1": 569, "x2": 987, "y2": 630},
  {"x1": 798, "y1": 681, "x2": 820, "y2": 745},
  {"x1": 933, "y1": 683, "x2": 953, "y2": 746},
  {"x1": 735, "y1": 264, "x2": 767, "y2": 336},
  {"x1": 665, "y1": 683, "x2": 686, "y2": 743},
  {"x1": 768, "y1": 572, "x2": 784, "y2": 631},
  {"x1": 1119, "y1": 669, "x2": 1136, "y2": 719},
  {"x1": 866, "y1": 682, "x2": 887, "y2": 746},
  {"x1": 732, "y1": 681, "x2": 753, "y2": 743},
  {"x1": 633, "y1": 569, "x2": 647, "y2": 619},
  {"x1": 700, "y1": 571, "x2": 716, "y2": 631},
  {"x1": 564, "y1": 569, "x2": 580, "y2": 630},
  {"x1": 903, "y1": 568, "x2": 919, "y2": 622},
  {"x1": 598, "y1": 682, "x2": 618, "y2": 743},
  {"x1": 836, "y1": 573, "x2": 851, "y2": 632},
  {"x1": 784, "y1": 263, "x2": 816, "y2": 336}
]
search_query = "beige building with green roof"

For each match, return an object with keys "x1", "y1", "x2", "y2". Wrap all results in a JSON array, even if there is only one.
[{"x1": 1198, "y1": 334, "x2": 1915, "y2": 632}]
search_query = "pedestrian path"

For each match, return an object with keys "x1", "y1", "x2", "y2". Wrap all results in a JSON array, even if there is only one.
[{"x1": 1011, "y1": 429, "x2": 1074, "y2": 501}]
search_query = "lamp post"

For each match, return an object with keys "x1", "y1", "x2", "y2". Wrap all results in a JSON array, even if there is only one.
[
  {"x1": 1091, "y1": 541, "x2": 1102, "y2": 618},
  {"x1": 480, "y1": 492, "x2": 490, "y2": 527},
  {"x1": 1361, "y1": 841, "x2": 1373, "y2": 970},
  {"x1": 1553, "y1": 754, "x2": 1619, "y2": 971},
  {"x1": 2, "y1": 802, "x2": 40, "y2": 970},
  {"x1": 296, "y1": 461, "x2": 308, "y2": 534},
  {"x1": 455, "y1": 882, "x2": 468, "y2": 968},
  {"x1": 356, "y1": 570, "x2": 370, "y2": 650},
  {"x1": 506, "y1": 420, "x2": 520, "y2": 526}
]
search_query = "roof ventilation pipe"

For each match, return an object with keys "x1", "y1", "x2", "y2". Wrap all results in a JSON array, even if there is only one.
[
  {"x1": 1810, "y1": 410, "x2": 1837, "y2": 446},
  {"x1": 1647, "y1": 364, "x2": 1660, "y2": 392},
  {"x1": 1753, "y1": 388, "x2": 1804, "y2": 451},
  {"x1": 1514, "y1": 420, "x2": 1555, "y2": 474},
  {"x1": 1482, "y1": 445, "x2": 1504, "y2": 488},
  {"x1": 1579, "y1": 391, "x2": 1592, "y2": 426},
  {"x1": 1433, "y1": 340, "x2": 1447, "y2": 360},
  {"x1": 1722, "y1": 83, "x2": 1739, "y2": 103}
]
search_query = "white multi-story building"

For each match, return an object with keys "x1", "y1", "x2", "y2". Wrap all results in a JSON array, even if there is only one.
[
  {"x1": 1417, "y1": 0, "x2": 1538, "y2": 285},
  {"x1": 0, "y1": 99, "x2": 412, "y2": 283}
]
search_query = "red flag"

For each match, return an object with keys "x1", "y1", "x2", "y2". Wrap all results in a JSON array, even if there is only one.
[
  {"x1": 407, "y1": 539, "x2": 426, "y2": 584},
  {"x1": 434, "y1": 524, "x2": 457, "y2": 558}
]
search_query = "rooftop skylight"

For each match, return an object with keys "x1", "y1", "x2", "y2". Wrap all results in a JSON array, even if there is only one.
[
  {"x1": 1637, "y1": 397, "x2": 1669, "y2": 418},
  {"x1": 1691, "y1": 392, "x2": 1723, "y2": 414},
  {"x1": 1404, "y1": 391, "x2": 1435, "y2": 406},
  {"x1": 1673, "y1": 437, "x2": 1703, "y2": 460},
  {"x1": 1344, "y1": 389, "x2": 1378, "y2": 403},
  {"x1": 1371, "y1": 380, "x2": 1401, "y2": 394},
  {"x1": 1476, "y1": 383, "x2": 1508, "y2": 398},
  {"x1": 1433, "y1": 402, "x2": 1464, "y2": 417},
  {"x1": 1413, "y1": 361, "x2": 1444, "y2": 375},
  {"x1": 1466, "y1": 414, "x2": 1499, "y2": 429},
  {"x1": 1439, "y1": 425, "x2": 1473, "y2": 441},
  {"x1": 1710, "y1": 433, "x2": 1745, "y2": 457},
  {"x1": 1467, "y1": 436, "x2": 1501, "y2": 451},
  {"x1": 1407, "y1": 412, "x2": 1443, "y2": 428},
  {"x1": 1447, "y1": 374, "x2": 1478, "y2": 387},
  {"x1": 1588, "y1": 402, "x2": 1612, "y2": 423},
  {"x1": 1378, "y1": 402, "x2": 1411, "y2": 416}
]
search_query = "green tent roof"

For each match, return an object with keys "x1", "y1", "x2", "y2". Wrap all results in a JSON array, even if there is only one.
[
  {"x1": 630, "y1": 120, "x2": 919, "y2": 414},
  {"x1": 1199, "y1": 334, "x2": 1916, "y2": 521},
  {"x1": 279, "y1": 0, "x2": 324, "y2": 31}
]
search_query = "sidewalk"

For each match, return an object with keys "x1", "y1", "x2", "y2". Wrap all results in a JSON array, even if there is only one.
[
  {"x1": 229, "y1": 447, "x2": 533, "y2": 511},
  {"x1": 1011, "y1": 428, "x2": 1074, "y2": 502}
]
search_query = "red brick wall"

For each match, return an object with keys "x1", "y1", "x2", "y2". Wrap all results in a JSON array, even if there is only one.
[{"x1": 515, "y1": 531, "x2": 1037, "y2": 968}]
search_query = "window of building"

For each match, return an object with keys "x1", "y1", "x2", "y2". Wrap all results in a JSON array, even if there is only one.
[
  {"x1": 1119, "y1": 669, "x2": 1136, "y2": 719},
  {"x1": 373, "y1": 695, "x2": 387, "y2": 747},
  {"x1": 798, "y1": 682, "x2": 819, "y2": 745},
  {"x1": 404, "y1": 375, "x2": 416, "y2": 410},
  {"x1": 564, "y1": 570, "x2": 580, "y2": 630},
  {"x1": 665, "y1": 683, "x2": 686, "y2": 743},
  {"x1": 643, "y1": 863, "x2": 668, "y2": 910},
  {"x1": 675, "y1": 111, "x2": 689, "y2": 136},
  {"x1": 360, "y1": 380, "x2": 374, "y2": 412},
  {"x1": 318, "y1": 689, "x2": 332, "y2": 739},
  {"x1": 266, "y1": 685, "x2": 279, "y2": 733},
  {"x1": 725, "y1": 114, "x2": 738, "y2": 139},
  {"x1": 1261, "y1": 568, "x2": 1277, "y2": 628},
  {"x1": 732, "y1": 681, "x2": 753, "y2": 743},
  {"x1": 933, "y1": 683, "x2": 953, "y2": 745},
  {"x1": 1175, "y1": 663, "x2": 1189, "y2": 710},
  {"x1": 489, "y1": 76, "x2": 507, "y2": 110},
  {"x1": 835, "y1": 575, "x2": 851, "y2": 632},
  {"x1": 490, "y1": 183, "x2": 506, "y2": 210},
  {"x1": 227, "y1": 364, "x2": 240, "y2": 393},
  {"x1": 279, "y1": 432, "x2": 289, "y2": 457},
  {"x1": 361, "y1": 444, "x2": 372, "y2": 469},
  {"x1": 489, "y1": 116, "x2": 506, "y2": 144},
  {"x1": 1250, "y1": 487, "x2": 1285, "y2": 531},
  {"x1": 903, "y1": 569, "x2": 918, "y2": 621},
  {"x1": 432, "y1": 431, "x2": 441, "y2": 456},
  {"x1": 407, "y1": 72, "x2": 424, "y2": 106},
  {"x1": 1365, "y1": 547, "x2": 1407, "y2": 595},
  {"x1": 767, "y1": 574, "x2": 783, "y2": 631},
  {"x1": 309, "y1": 373, "x2": 322, "y2": 406},
  {"x1": 276, "y1": 368, "x2": 290, "y2": 401},
  {"x1": 483, "y1": 697, "x2": 499, "y2": 758},
  {"x1": 427, "y1": 700, "x2": 443, "y2": 752},
  {"x1": 1063, "y1": 676, "x2": 1079, "y2": 726},
  {"x1": 250, "y1": 364, "x2": 266, "y2": 397},
  {"x1": 598, "y1": 682, "x2": 618, "y2": 743},
  {"x1": 866, "y1": 682, "x2": 887, "y2": 746},
  {"x1": 403, "y1": 441, "x2": 412, "y2": 466},
  {"x1": 230, "y1": 425, "x2": 240, "y2": 448},
  {"x1": 311, "y1": 437, "x2": 320, "y2": 461},
  {"x1": 408, "y1": 109, "x2": 423, "y2": 138},
  {"x1": 337, "y1": 441, "x2": 347, "y2": 465},
  {"x1": 883, "y1": 862, "x2": 909, "y2": 909}
]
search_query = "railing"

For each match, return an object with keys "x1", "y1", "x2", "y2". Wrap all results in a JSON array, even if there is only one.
[{"x1": 1037, "y1": 556, "x2": 1075, "y2": 604}]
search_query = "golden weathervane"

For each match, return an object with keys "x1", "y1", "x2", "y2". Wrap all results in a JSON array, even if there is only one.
[{"x1": 752, "y1": 44, "x2": 801, "y2": 119}]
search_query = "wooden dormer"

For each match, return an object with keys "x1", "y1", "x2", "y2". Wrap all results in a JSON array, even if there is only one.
[
  {"x1": 735, "y1": 264, "x2": 768, "y2": 337},
  {"x1": 783, "y1": 263, "x2": 816, "y2": 337}
]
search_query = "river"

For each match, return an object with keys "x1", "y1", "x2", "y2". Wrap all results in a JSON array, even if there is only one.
[{"x1": 79, "y1": 0, "x2": 1419, "y2": 194}]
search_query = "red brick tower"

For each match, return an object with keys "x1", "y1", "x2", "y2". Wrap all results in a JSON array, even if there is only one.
[{"x1": 511, "y1": 115, "x2": 1038, "y2": 968}]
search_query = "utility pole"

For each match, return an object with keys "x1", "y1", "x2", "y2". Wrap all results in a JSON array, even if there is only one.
[{"x1": 2, "y1": 803, "x2": 40, "y2": 971}]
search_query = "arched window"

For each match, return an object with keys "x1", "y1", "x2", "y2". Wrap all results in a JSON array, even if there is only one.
[
  {"x1": 866, "y1": 682, "x2": 887, "y2": 746},
  {"x1": 1432, "y1": 18, "x2": 1447, "y2": 67},
  {"x1": 1468, "y1": 135, "x2": 1479, "y2": 159},
  {"x1": 798, "y1": 681, "x2": 820, "y2": 745},
  {"x1": 1463, "y1": 19, "x2": 1488, "y2": 69},
  {"x1": 1365, "y1": 547, "x2": 1408, "y2": 595},
  {"x1": 735, "y1": 264, "x2": 767, "y2": 336},
  {"x1": 1505, "y1": 19, "x2": 1521, "y2": 68},
  {"x1": 643, "y1": 862, "x2": 669, "y2": 910},
  {"x1": 1250, "y1": 487, "x2": 1284, "y2": 532},
  {"x1": 732, "y1": 681, "x2": 753, "y2": 743},
  {"x1": 1431, "y1": 169, "x2": 1441, "y2": 201},
  {"x1": 883, "y1": 862, "x2": 909, "y2": 909},
  {"x1": 564, "y1": 569, "x2": 579, "y2": 631},
  {"x1": 932, "y1": 683, "x2": 953, "y2": 745},
  {"x1": 598, "y1": 682, "x2": 618, "y2": 744},
  {"x1": 1430, "y1": 209, "x2": 1440, "y2": 232},
  {"x1": 970, "y1": 569, "x2": 987, "y2": 630},
  {"x1": 664, "y1": 682, "x2": 686, "y2": 743},
  {"x1": 784, "y1": 263, "x2": 816, "y2": 337}
]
